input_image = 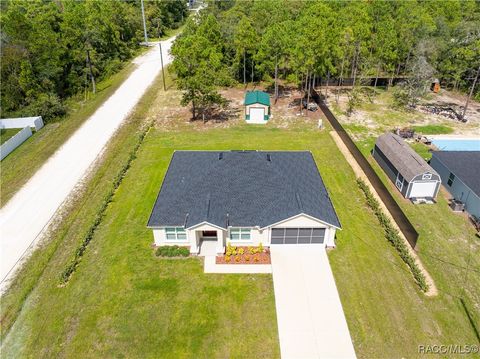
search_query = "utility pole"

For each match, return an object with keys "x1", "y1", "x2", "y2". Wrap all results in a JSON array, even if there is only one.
[
  {"x1": 159, "y1": 43, "x2": 166, "y2": 91},
  {"x1": 140, "y1": 0, "x2": 148, "y2": 44},
  {"x1": 461, "y1": 64, "x2": 480, "y2": 121},
  {"x1": 86, "y1": 49, "x2": 96, "y2": 94}
]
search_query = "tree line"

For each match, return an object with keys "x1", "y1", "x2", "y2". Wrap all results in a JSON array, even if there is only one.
[
  {"x1": 1, "y1": 0, "x2": 188, "y2": 121},
  {"x1": 171, "y1": 0, "x2": 479, "y2": 119}
]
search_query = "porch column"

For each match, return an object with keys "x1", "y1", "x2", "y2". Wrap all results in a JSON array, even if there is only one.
[
  {"x1": 189, "y1": 231, "x2": 200, "y2": 255},
  {"x1": 325, "y1": 228, "x2": 336, "y2": 248},
  {"x1": 216, "y1": 230, "x2": 225, "y2": 254}
]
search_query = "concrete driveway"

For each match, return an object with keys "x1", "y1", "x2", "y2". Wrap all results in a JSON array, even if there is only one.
[{"x1": 270, "y1": 245, "x2": 356, "y2": 359}]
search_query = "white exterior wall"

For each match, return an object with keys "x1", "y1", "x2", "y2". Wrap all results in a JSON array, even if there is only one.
[
  {"x1": 0, "y1": 117, "x2": 44, "y2": 131},
  {"x1": 245, "y1": 103, "x2": 269, "y2": 124},
  {"x1": 152, "y1": 214, "x2": 339, "y2": 254},
  {"x1": 152, "y1": 228, "x2": 190, "y2": 247},
  {"x1": 0, "y1": 127, "x2": 33, "y2": 160},
  {"x1": 227, "y1": 227, "x2": 268, "y2": 247},
  {"x1": 245, "y1": 103, "x2": 269, "y2": 116}
]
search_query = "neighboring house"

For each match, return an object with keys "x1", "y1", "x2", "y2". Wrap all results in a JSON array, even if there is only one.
[
  {"x1": 372, "y1": 133, "x2": 441, "y2": 200},
  {"x1": 244, "y1": 90, "x2": 270, "y2": 124},
  {"x1": 147, "y1": 150, "x2": 341, "y2": 254},
  {"x1": 430, "y1": 151, "x2": 480, "y2": 218}
]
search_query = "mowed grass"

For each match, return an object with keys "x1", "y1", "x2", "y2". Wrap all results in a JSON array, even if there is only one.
[
  {"x1": 412, "y1": 124, "x2": 454, "y2": 135},
  {"x1": 1, "y1": 79, "x2": 479, "y2": 358}
]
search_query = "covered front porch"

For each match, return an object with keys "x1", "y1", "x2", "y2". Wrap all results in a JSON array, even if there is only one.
[{"x1": 188, "y1": 223, "x2": 226, "y2": 255}]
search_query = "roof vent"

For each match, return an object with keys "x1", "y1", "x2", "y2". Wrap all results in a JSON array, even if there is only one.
[
  {"x1": 267, "y1": 154, "x2": 271, "y2": 162},
  {"x1": 219, "y1": 152, "x2": 223, "y2": 160},
  {"x1": 295, "y1": 192, "x2": 303, "y2": 210},
  {"x1": 205, "y1": 195, "x2": 211, "y2": 218}
]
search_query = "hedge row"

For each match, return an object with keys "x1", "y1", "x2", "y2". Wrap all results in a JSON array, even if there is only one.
[
  {"x1": 155, "y1": 245, "x2": 190, "y2": 257},
  {"x1": 59, "y1": 123, "x2": 152, "y2": 285},
  {"x1": 356, "y1": 178, "x2": 429, "y2": 292}
]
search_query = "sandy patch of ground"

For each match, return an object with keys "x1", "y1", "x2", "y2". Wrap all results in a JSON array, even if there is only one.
[
  {"x1": 327, "y1": 87, "x2": 479, "y2": 138},
  {"x1": 152, "y1": 84, "x2": 324, "y2": 131}
]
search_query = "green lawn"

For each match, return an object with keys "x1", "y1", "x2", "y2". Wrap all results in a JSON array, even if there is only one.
[
  {"x1": 0, "y1": 129, "x2": 21, "y2": 145},
  {"x1": 412, "y1": 124, "x2": 454, "y2": 135},
  {"x1": 2, "y1": 81, "x2": 479, "y2": 357}
]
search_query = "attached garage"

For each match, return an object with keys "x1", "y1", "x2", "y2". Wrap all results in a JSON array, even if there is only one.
[
  {"x1": 372, "y1": 133, "x2": 441, "y2": 200},
  {"x1": 271, "y1": 228, "x2": 326, "y2": 244}
]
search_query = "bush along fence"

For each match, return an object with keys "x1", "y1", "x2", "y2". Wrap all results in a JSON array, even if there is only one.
[
  {"x1": 59, "y1": 122, "x2": 152, "y2": 285},
  {"x1": 356, "y1": 178, "x2": 429, "y2": 292}
]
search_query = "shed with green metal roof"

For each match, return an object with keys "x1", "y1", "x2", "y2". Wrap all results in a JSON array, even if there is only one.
[{"x1": 244, "y1": 90, "x2": 271, "y2": 124}]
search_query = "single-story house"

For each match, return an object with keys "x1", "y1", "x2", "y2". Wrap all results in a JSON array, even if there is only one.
[
  {"x1": 430, "y1": 151, "x2": 480, "y2": 218},
  {"x1": 147, "y1": 150, "x2": 341, "y2": 254},
  {"x1": 244, "y1": 90, "x2": 270, "y2": 124},
  {"x1": 372, "y1": 133, "x2": 441, "y2": 200}
]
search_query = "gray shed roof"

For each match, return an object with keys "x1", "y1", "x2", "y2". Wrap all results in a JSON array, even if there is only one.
[
  {"x1": 147, "y1": 151, "x2": 341, "y2": 229},
  {"x1": 375, "y1": 133, "x2": 438, "y2": 182},
  {"x1": 431, "y1": 151, "x2": 480, "y2": 195}
]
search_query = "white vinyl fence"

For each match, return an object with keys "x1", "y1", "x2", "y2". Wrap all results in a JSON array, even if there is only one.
[
  {"x1": 0, "y1": 127, "x2": 33, "y2": 160},
  {"x1": 0, "y1": 116, "x2": 44, "y2": 131}
]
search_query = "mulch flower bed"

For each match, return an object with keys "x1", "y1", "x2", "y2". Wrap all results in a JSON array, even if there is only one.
[{"x1": 216, "y1": 246, "x2": 271, "y2": 265}]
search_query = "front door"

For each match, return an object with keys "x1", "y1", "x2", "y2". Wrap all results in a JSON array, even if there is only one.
[{"x1": 202, "y1": 230, "x2": 217, "y2": 239}]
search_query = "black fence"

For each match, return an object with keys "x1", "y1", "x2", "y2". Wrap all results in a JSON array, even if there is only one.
[
  {"x1": 312, "y1": 89, "x2": 419, "y2": 249},
  {"x1": 314, "y1": 77, "x2": 408, "y2": 87}
]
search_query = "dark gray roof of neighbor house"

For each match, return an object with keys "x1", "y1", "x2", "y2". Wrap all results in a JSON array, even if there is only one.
[
  {"x1": 431, "y1": 151, "x2": 480, "y2": 195},
  {"x1": 147, "y1": 151, "x2": 341, "y2": 229},
  {"x1": 375, "y1": 132, "x2": 439, "y2": 182}
]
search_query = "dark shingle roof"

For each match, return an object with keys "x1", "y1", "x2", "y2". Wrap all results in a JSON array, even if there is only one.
[
  {"x1": 244, "y1": 91, "x2": 270, "y2": 106},
  {"x1": 147, "y1": 151, "x2": 341, "y2": 229},
  {"x1": 432, "y1": 151, "x2": 480, "y2": 195},
  {"x1": 376, "y1": 132, "x2": 438, "y2": 182}
]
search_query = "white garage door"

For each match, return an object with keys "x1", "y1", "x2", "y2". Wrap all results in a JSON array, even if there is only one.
[
  {"x1": 409, "y1": 181, "x2": 437, "y2": 198},
  {"x1": 249, "y1": 107, "x2": 265, "y2": 123}
]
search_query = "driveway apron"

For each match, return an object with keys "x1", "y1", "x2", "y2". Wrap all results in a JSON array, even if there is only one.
[{"x1": 270, "y1": 245, "x2": 356, "y2": 359}]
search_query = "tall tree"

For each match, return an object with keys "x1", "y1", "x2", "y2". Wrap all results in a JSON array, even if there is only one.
[
  {"x1": 255, "y1": 21, "x2": 291, "y2": 101},
  {"x1": 234, "y1": 16, "x2": 256, "y2": 85},
  {"x1": 171, "y1": 32, "x2": 229, "y2": 120}
]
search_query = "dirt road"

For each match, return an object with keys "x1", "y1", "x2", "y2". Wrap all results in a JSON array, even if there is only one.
[{"x1": 0, "y1": 37, "x2": 175, "y2": 290}]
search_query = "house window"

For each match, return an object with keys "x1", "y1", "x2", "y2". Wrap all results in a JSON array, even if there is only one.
[
  {"x1": 447, "y1": 173, "x2": 455, "y2": 186},
  {"x1": 165, "y1": 227, "x2": 187, "y2": 241},
  {"x1": 395, "y1": 173, "x2": 404, "y2": 191},
  {"x1": 229, "y1": 228, "x2": 251, "y2": 241}
]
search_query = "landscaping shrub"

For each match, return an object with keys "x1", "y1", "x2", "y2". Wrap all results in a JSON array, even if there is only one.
[
  {"x1": 59, "y1": 123, "x2": 152, "y2": 285},
  {"x1": 155, "y1": 245, "x2": 189, "y2": 258},
  {"x1": 356, "y1": 178, "x2": 429, "y2": 292}
]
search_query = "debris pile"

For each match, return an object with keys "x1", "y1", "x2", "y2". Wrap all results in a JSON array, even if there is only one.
[
  {"x1": 394, "y1": 127, "x2": 415, "y2": 138},
  {"x1": 418, "y1": 104, "x2": 467, "y2": 122}
]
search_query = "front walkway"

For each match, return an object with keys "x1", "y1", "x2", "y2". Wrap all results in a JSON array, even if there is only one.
[{"x1": 270, "y1": 245, "x2": 356, "y2": 359}]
